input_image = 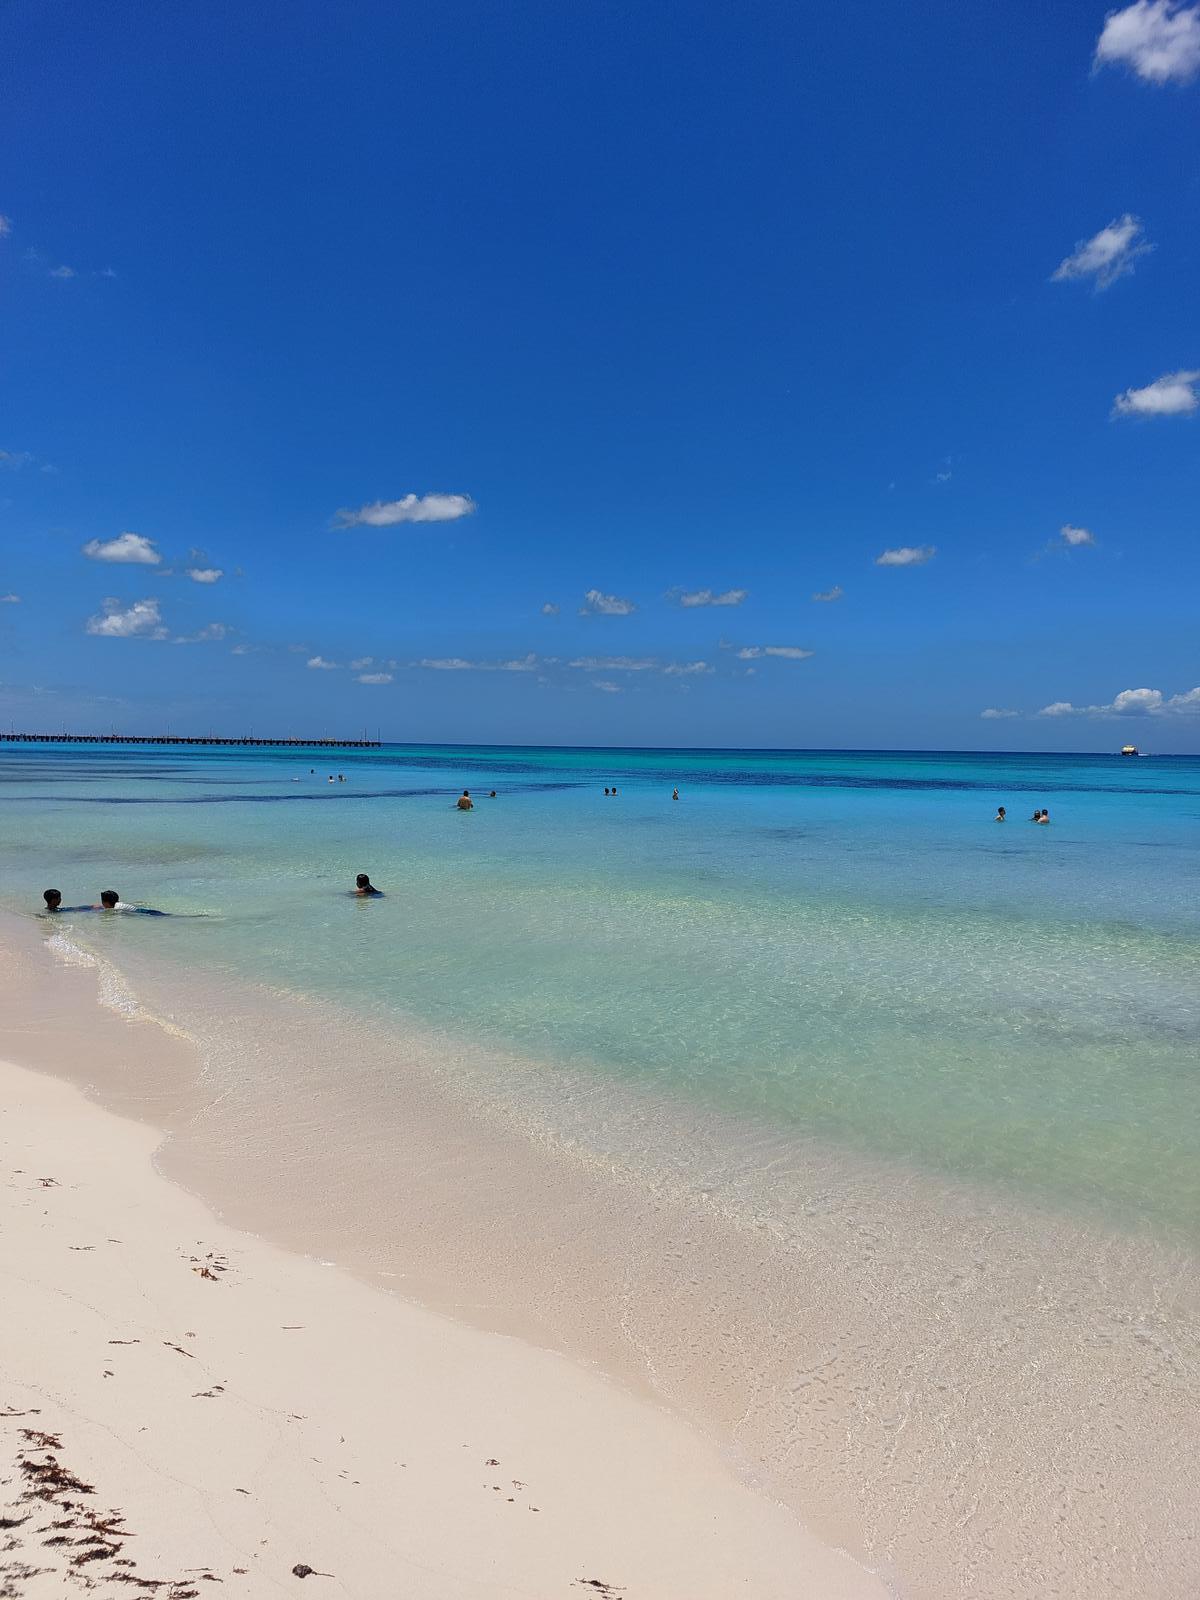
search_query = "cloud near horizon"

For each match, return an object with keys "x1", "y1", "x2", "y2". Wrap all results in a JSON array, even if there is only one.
[
  {"x1": 1112, "y1": 369, "x2": 1200, "y2": 417},
  {"x1": 812, "y1": 585, "x2": 843, "y2": 602},
  {"x1": 675, "y1": 587, "x2": 748, "y2": 608},
  {"x1": 541, "y1": 602, "x2": 560, "y2": 616},
  {"x1": 82, "y1": 532, "x2": 162, "y2": 565},
  {"x1": 1060, "y1": 524, "x2": 1096, "y2": 547},
  {"x1": 1039, "y1": 686, "x2": 1200, "y2": 717},
  {"x1": 1052, "y1": 215, "x2": 1152, "y2": 291},
  {"x1": 1094, "y1": 1, "x2": 1200, "y2": 83},
  {"x1": 186, "y1": 567, "x2": 223, "y2": 583},
  {"x1": 1, "y1": 593, "x2": 19, "y2": 604},
  {"x1": 736, "y1": 645, "x2": 815, "y2": 661},
  {"x1": 981, "y1": 707, "x2": 1020, "y2": 719},
  {"x1": 357, "y1": 672, "x2": 394, "y2": 684},
  {"x1": 875, "y1": 545, "x2": 935, "y2": 566},
  {"x1": 579, "y1": 588, "x2": 636, "y2": 616},
  {"x1": 85, "y1": 597, "x2": 168, "y2": 639},
  {"x1": 418, "y1": 654, "x2": 540, "y2": 673},
  {"x1": 307, "y1": 655, "x2": 340, "y2": 670},
  {"x1": 568, "y1": 655, "x2": 657, "y2": 672},
  {"x1": 333, "y1": 493, "x2": 476, "y2": 528}
]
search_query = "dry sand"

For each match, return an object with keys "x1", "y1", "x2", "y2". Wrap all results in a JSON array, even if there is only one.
[{"x1": 0, "y1": 1049, "x2": 887, "y2": 1599}]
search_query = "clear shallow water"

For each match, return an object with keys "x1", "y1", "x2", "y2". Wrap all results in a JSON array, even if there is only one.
[{"x1": 2, "y1": 741, "x2": 1198, "y2": 1235}]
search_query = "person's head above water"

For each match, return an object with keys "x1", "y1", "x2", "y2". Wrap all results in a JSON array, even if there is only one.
[
  {"x1": 43, "y1": 889, "x2": 62, "y2": 911},
  {"x1": 99, "y1": 889, "x2": 119, "y2": 909},
  {"x1": 354, "y1": 873, "x2": 380, "y2": 895}
]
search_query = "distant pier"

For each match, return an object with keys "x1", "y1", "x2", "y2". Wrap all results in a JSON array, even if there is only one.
[{"x1": 1, "y1": 733, "x2": 382, "y2": 748}]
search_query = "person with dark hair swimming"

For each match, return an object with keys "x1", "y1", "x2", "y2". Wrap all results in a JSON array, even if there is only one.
[
  {"x1": 457, "y1": 790, "x2": 474, "y2": 811},
  {"x1": 354, "y1": 873, "x2": 382, "y2": 896},
  {"x1": 93, "y1": 889, "x2": 167, "y2": 915},
  {"x1": 43, "y1": 889, "x2": 63, "y2": 912}
]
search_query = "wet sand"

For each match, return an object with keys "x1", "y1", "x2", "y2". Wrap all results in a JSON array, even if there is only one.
[{"x1": 0, "y1": 932, "x2": 885, "y2": 1599}]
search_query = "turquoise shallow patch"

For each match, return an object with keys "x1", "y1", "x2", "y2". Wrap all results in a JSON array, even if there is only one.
[{"x1": 2, "y1": 742, "x2": 1198, "y2": 1233}]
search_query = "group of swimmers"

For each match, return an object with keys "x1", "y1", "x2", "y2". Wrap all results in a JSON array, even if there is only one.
[
  {"x1": 41, "y1": 888, "x2": 165, "y2": 915},
  {"x1": 994, "y1": 806, "x2": 1051, "y2": 824}
]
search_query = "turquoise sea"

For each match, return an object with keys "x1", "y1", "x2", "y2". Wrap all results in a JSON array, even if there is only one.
[{"x1": 2, "y1": 740, "x2": 1198, "y2": 1235}]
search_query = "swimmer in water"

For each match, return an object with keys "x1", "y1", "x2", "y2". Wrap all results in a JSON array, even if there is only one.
[
  {"x1": 995, "y1": 806, "x2": 1006, "y2": 822},
  {"x1": 43, "y1": 889, "x2": 63, "y2": 912},
  {"x1": 1036, "y1": 808, "x2": 1050, "y2": 824},
  {"x1": 457, "y1": 790, "x2": 474, "y2": 811},
  {"x1": 354, "y1": 873, "x2": 382, "y2": 896},
  {"x1": 672, "y1": 788, "x2": 679, "y2": 801},
  {"x1": 93, "y1": 889, "x2": 167, "y2": 915}
]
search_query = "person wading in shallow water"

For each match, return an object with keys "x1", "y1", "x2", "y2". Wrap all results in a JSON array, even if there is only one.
[
  {"x1": 354, "y1": 873, "x2": 382, "y2": 897},
  {"x1": 457, "y1": 790, "x2": 474, "y2": 811}
]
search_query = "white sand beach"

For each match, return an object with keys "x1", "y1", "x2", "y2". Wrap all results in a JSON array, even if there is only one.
[{"x1": 0, "y1": 1019, "x2": 886, "y2": 1597}]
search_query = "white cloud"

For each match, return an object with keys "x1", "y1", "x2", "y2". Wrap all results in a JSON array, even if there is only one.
[
  {"x1": 579, "y1": 588, "x2": 636, "y2": 616},
  {"x1": 736, "y1": 645, "x2": 815, "y2": 661},
  {"x1": 1060, "y1": 524, "x2": 1096, "y2": 546},
  {"x1": 569, "y1": 655, "x2": 657, "y2": 672},
  {"x1": 981, "y1": 707, "x2": 1020, "y2": 719},
  {"x1": 357, "y1": 672, "x2": 394, "y2": 685},
  {"x1": 876, "y1": 545, "x2": 936, "y2": 566},
  {"x1": 676, "y1": 587, "x2": 748, "y2": 608},
  {"x1": 333, "y1": 493, "x2": 476, "y2": 528},
  {"x1": 662, "y1": 661, "x2": 713, "y2": 676},
  {"x1": 307, "y1": 655, "x2": 340, "y2": 670},
  {"x1": 1094, "y1": 1, "x2": 1200, "y2": 83},
  {"x1": 349, "y1": 656, "x2": 375, "y2": 671},
  {"x1": 1112, "y1": 369, "x2": 1200, "y2": 417},
  {"x1": 49, "y1": 264, "x2": 75, "y2": 280},
  {"x1": 0, "y1": 449, "x2": 35, "y2": 469},
  {"x1": 82, "y1": 532, "x2": 162, "y2": 565},
  {"x1": 1052, "y1": 214, "x2": 1152, "y2": 291},
  {"x1": 417, "y1": 653, "x2": 540, "y2": 673},
  {"x1": 541, "y1": 602, "x2": 560, "y2": 616},
  {"x1": 812, "y1": 585, "x2": 843, "y2": 602},
  {"x1": 85, "y1": 597, "x2": 167, "y2": 638},
  {"x1": 186, "y1": 567, "x2": 223, "y2": 584},
  {"x1": 172, "y1": 622, "x2": 230, "y2": 645},
  {"x1": 0, "y1": 215, "x2": 10, "y2": 237},
  {"x1": 592, "y1": 680, "x2": 622, "y2": 693},
  {"x1": 1, "y1": 593, "x2": 19, "y2": 604},
  {"x1": 1112, "y1": 687, "x2": 1165, "y2": 713},
  {"x1": 1038, "y1": 685, "x2": 1200, "y2": 717}
]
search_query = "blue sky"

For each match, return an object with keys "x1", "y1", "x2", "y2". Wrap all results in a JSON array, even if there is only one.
[{"x1": 2, "y1": 0, "x2": 1198, "y2": 750}]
